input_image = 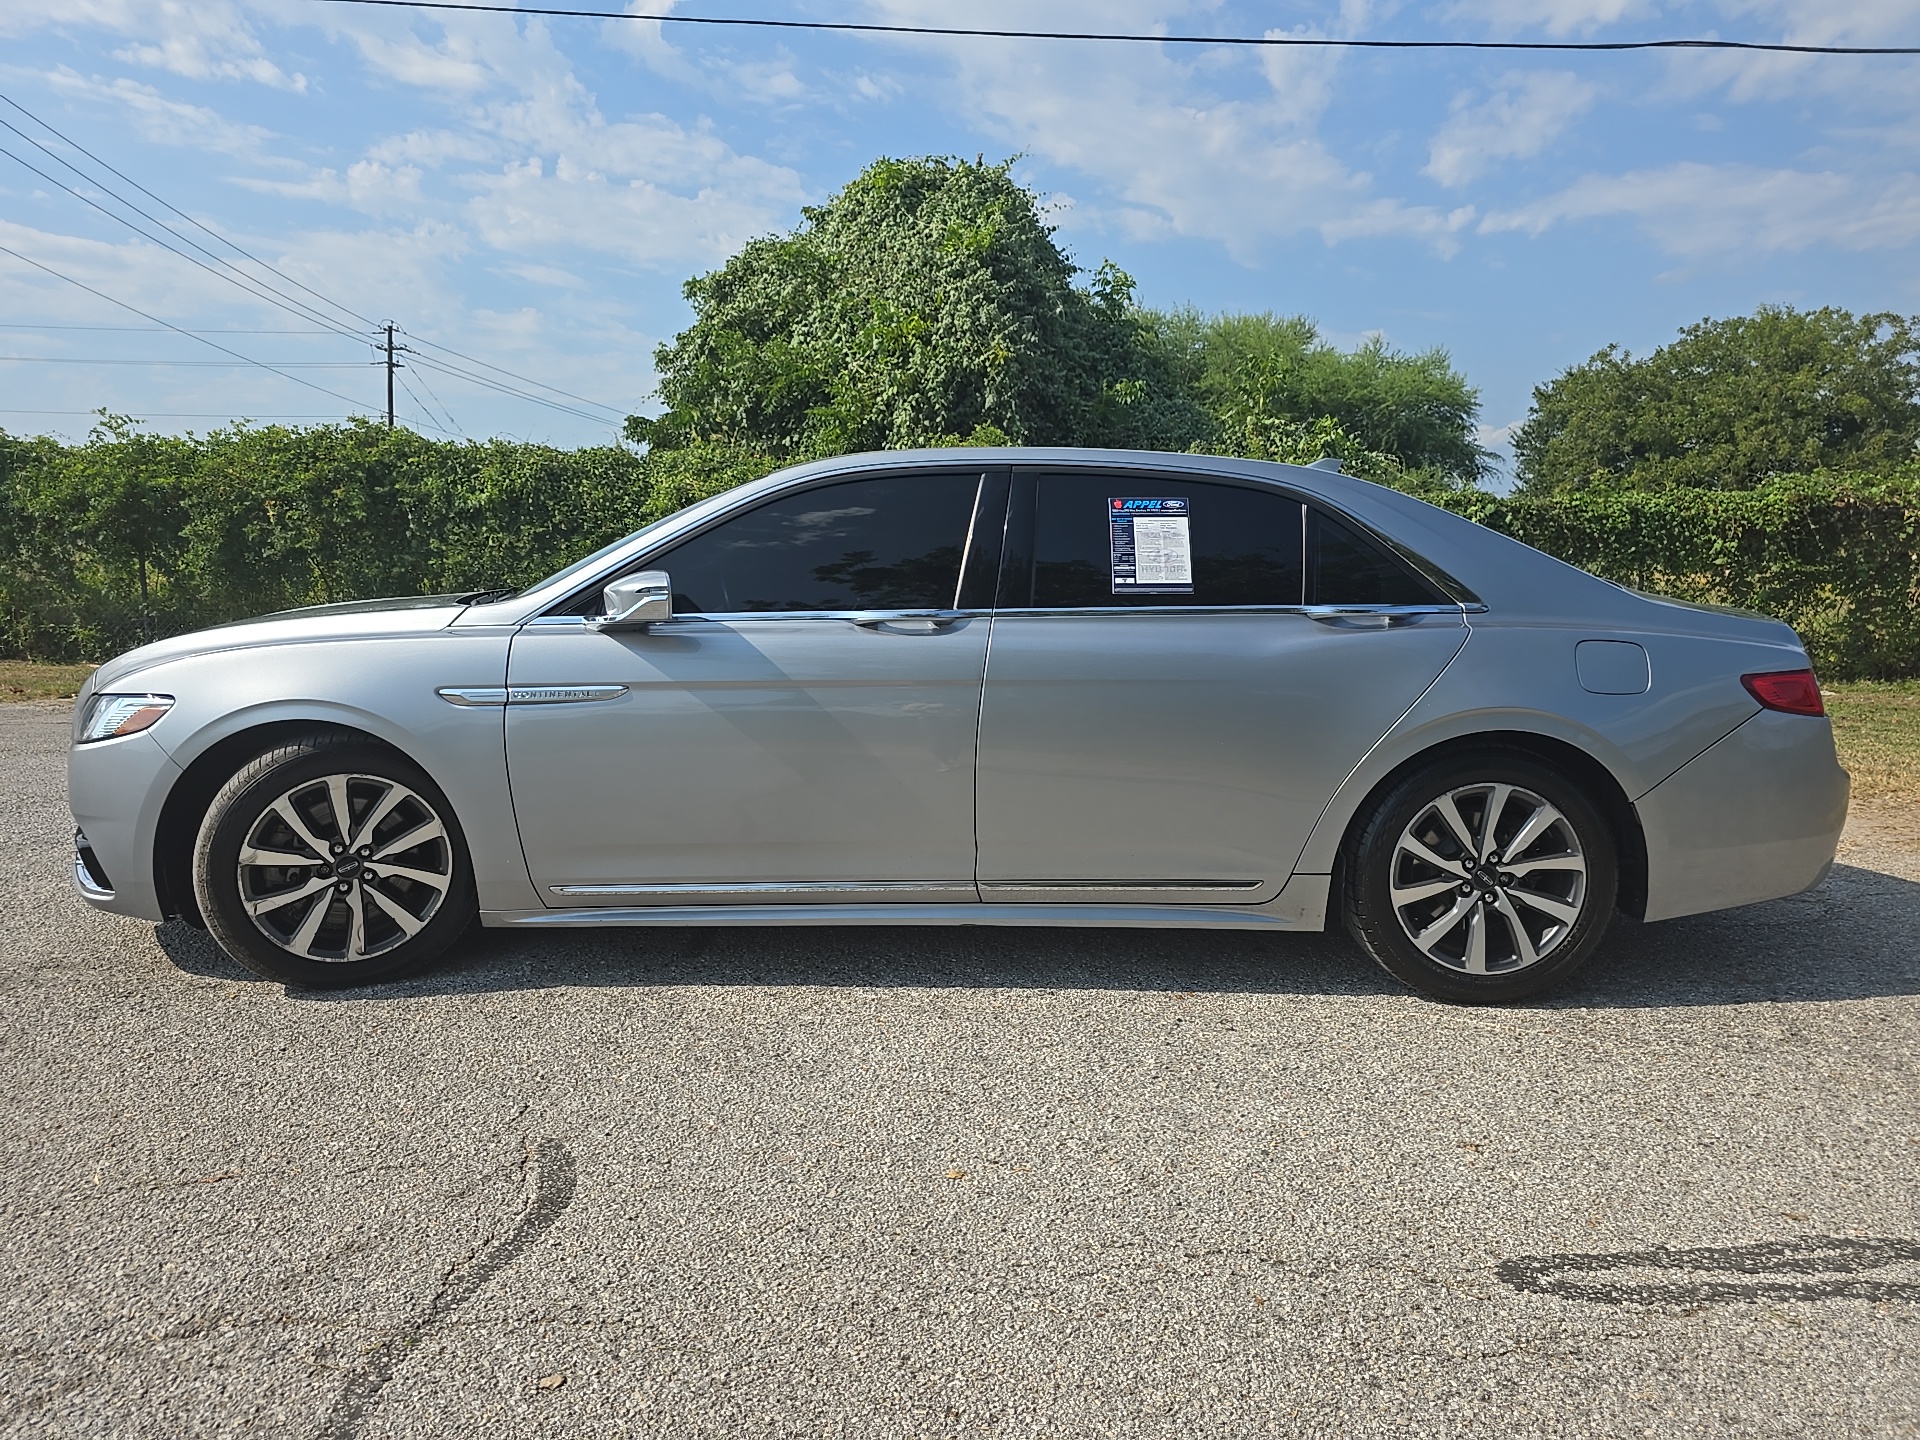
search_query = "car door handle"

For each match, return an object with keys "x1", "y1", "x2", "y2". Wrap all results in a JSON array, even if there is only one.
[
  {"x1": 1303, "y1": 605, "x2": 1463, "y2": 628},
  {"x1": 847, "y1": 612, "x2": 967, "y2": 633},
  {"x1": 1305, "y1": 607, "x2": 1400, "y2": 628}
]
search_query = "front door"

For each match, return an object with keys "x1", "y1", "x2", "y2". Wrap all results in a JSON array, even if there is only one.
[
  {"x1": 507, "y1": 469, "x2": 1005, "y2": 905},
  {"x1": 973, "y1": 471, "x2": 1468, "y2": 903}
]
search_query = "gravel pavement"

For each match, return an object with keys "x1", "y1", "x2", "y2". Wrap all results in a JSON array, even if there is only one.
[{"x1": 2, "y1": 699, "x2": 1917, "y2": 1439}]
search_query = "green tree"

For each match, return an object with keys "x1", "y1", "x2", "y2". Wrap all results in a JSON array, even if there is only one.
[
  {"x1": 32, "y1": 414, "x2": 194, "y2": 644},
  {"x1": 1145, "y1": 308, "x2": 1490, "y2": 484},
  {"x1": 638, "y1": 156, "x2": 1207, "y2": 460},
  {"x1": 1512, "y1": 305, "x2": 1920, "y2": 494}
]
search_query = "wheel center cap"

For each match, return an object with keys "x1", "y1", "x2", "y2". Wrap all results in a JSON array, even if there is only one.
[{"x1": 334, "y1": 855, "x2": 363, "y2": 880}]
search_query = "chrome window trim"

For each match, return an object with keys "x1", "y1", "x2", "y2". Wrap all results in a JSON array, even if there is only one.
[
  {"x1": 520, "y1": 603, "x2": 1483, "y2": 627},
  {"x1": 463, "y1": 450, "x2": 1486, "y2": 626},
  {"x1": 525, "y1": 608, "x2": 994, "y2": 627},
  {"x1": 508, "y1": 456, "x2": 1482, "y2": 624},
  {"x1": 986, "y1": 603, "x2": 1473, "y2": 619}
]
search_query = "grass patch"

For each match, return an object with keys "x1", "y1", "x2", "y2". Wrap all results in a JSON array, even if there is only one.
[
  {"x1": 0, "y1": 660, "x2": 95, "y2": 701},
  {"x1": 1826, "y1": 680, "x2": 1920, "y2": 801}
]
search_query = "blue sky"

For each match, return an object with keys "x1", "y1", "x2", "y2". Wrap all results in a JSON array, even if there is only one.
[{"x1": 2, "y1": 1, "x2": 1917, "y2": 479}]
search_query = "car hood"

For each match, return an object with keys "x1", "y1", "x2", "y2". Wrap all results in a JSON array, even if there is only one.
[{"x1": 85, "y1": 594, "x2": 469, "y2": 695}]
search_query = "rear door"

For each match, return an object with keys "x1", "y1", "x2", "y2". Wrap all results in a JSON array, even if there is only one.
[{"x1": 972, "y1": 469, "x2": 1468, "y2": 902}]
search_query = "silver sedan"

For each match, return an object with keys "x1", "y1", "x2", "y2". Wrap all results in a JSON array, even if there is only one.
[{"x1": 67, "y1": 449, "x2": 1849, "y2": 1001}]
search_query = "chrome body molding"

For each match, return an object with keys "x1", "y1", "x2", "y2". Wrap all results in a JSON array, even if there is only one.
[
  {"x1": 976, "y1": 879, "x2": 1270, "y2": 904},
  {"x1": 494, "y1": 875, "x2": 1332, "y2": 930},
  {"x1": 510, "y1": 684, "x2": 627, "y2": 704},
  {"x1": 550, "y1": 881, "x2": 977, "y2": 903},
  {"x1": 438, "y1": 685, "x2": 627, "y2": 707},
  {"x1": 438, "y1": 687, "x2": 508, "y2": 706},
  {"x1": 73, "y1": 848, "x2": 113, "y2": 901}
]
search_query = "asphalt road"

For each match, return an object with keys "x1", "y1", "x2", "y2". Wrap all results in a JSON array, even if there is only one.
[{"x1": 3, "y1": 699, "x2": 1917, "y2": 1439}]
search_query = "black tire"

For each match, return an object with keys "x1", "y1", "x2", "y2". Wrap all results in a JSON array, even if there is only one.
[
  {"x1": 192, "y1": 730, "x2": 477, "y2": 986},
  {"x1": 1343, "y1": 751, "x2": 1617, "y2": 1003}
]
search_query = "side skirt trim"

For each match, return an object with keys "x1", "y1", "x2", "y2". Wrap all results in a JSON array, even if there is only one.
[{"x1": 483, "y1": 877, "x2": 1331, "y2": 932}]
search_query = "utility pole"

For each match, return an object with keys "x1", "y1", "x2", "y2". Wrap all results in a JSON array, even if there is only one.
[{"x1": 381, "y1": 322, "x2": 410, "y2": 428}]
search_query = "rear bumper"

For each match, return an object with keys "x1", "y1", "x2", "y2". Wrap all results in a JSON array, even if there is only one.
[{"x1": 1635, "y1": 709, "x2": 1849, "y2": 923}]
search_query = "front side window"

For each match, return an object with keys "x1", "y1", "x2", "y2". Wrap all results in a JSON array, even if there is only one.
[
  {"x1": 1029, "y1": 473, "x2": 1305, "y2": 608},
  {"x1": 654, "y1": 473, "x2": 982, "y2": 614}
]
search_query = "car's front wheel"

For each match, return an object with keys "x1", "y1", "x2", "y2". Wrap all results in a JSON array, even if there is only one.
[
  {"x1": 192, "y1": 731, "x2": 476, "y2": 986},
  {"x1": 1343, "y1": 752, "x2": 1618, "y2": 1003}
]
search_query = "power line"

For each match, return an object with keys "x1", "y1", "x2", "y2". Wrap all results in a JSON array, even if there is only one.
[
  {"x1": 0, "y1": 89, "x2": 378, "y2": 334},
  {"x1": 2, "y1": 89, "x2": 626, "y2": 424},
  {"x1": 3, "y1": 87, "x2": 626, "y2": 423},
  {"x1": 0, "y1": 130, "x2": 372, "y2": 344},
  {"x1": 0, "y1": 322, "x2": 341, "y2": 333},
  {"x1": 0, "y1": 242, "x2": 374, "y2": 412},
  {"x1": 2, "y1": 93, "x2": 628, "y2": 426},
  {"x1": 403, "y1": 364, "x2": 466, "y2": 437},
  {"x1": 406, "y1": 350, "x2": 615, "y2": 424},
  {"x1": 0, "y1": 356, "x2": 371, "y2": 366},
  {"x1": 395, "y1": 372, "x2": 463, "y2": 437},
  {"x1": 2, "y1": 409, "x2": 351, "y2": 417},
  {"x1": 400, "y1": 329, "x2": 624, "y2": 417},
  {"x1": 303, "y1": 0, "x2": 1920, "y2": 55}
]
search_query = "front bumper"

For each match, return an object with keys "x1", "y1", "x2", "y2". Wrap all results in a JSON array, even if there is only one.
[
  {"x1": 1635, "y1": 709, "x2": 1850, "y2": 923},
  {"x1": 67, "y1": 729, "x2": 182, "y2": 922}
]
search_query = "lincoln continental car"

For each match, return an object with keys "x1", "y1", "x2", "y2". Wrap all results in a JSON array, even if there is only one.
[{"x1": 68, "y1": 449, "x2": 1849, "y2": 1002}]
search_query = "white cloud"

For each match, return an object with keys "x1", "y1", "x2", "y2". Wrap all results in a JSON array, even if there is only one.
[
  {"x1": 1443, "y1": 0, "x2": 1656, "y2": 37},
  {"x1": 464, "y1": 143, "x2": 802, "y2": 271},
  {"x1": 1481, "y1": 162, "x2": 1920, "y2": 256},
  {"x1": 853, "y1": 0, "x2": 1467, "y2": 260},
  {"x1": 42, "y1": 69, "x2": 276, "y2": 157},
  {"x1": 236, "y1": 159, "x2": 426, "y2": 212},
  {"x1": 1, "y1": 0, "x2": 308, "y2": 88},
  {"x1": 289, "y1": 7, "x2": 809, "y2": 265},
  {"x1": 1425, "y1": 72, "x2": 1599, "y2": 187}
]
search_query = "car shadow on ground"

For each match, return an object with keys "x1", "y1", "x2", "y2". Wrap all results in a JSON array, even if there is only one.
[{"x1": 152, "y1": 861, "x2": 1920, "y2": 1010}]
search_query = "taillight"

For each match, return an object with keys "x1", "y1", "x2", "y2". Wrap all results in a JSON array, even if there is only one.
[{"x1": 1741, "y1": 669, "x2": 1825, "y2": 717}]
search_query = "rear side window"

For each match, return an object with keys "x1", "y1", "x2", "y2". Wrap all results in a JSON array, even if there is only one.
[
  {"x1": 1030, "y1": 473, "x2": 1304, "y2": 608},
  {"x1": 1307, "y1": 509, "x2": 1448, "y2": 607},
  {"x1": 654, "y1": 473, "x2": 981, "y2": 614}
]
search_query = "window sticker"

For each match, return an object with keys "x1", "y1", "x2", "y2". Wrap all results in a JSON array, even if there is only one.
[{"x1": 1109, "y1": 497, "x2": 1193, "y2": 595}]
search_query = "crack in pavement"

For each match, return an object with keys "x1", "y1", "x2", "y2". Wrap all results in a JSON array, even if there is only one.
[{"x1": 315, "y1": 1136, "x2": 577, "y2": 1440}]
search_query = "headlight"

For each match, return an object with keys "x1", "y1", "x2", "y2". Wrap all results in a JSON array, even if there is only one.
[{"x1": 79, "y1": 694, "x2": 174, "y2": 743}]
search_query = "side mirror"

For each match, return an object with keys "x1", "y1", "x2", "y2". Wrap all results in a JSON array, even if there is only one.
[{"x1": 593, "y1": 570, "x2": 672, "y2": 630}]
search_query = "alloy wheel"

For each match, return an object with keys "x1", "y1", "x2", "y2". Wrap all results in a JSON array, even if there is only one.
[
  {"x1": 234, "y1": 772, "x2": 453, "y2": 962},
  {"x1": 1387, "y1": 782, "x2": 1588, "y2": 975}
]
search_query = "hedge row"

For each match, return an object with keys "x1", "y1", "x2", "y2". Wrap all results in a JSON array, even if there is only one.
[
  {"x1": 1447, "y1": 475, "x2": 1920, "y2": 680},
  {"x1": 3, "y1": 421, "x2": 1916, "y2": 678},
  {"x1": 0, "y1": 421, "x2": 765, "y2": 662}
]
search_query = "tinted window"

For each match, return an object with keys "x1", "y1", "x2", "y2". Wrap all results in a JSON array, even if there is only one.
[
  {"x1": 656, "y1": 473, "x2": 981, "y2": 614},
  {"x1": 1030, "y1": 474, "x2": 1303, "y2": 608},
  {"x1": 1307, "y1": 509, "x2": 1447, "y2": 606}
]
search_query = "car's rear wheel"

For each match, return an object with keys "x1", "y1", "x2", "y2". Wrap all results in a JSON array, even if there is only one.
[
  {"x1": 192, "y1": 732, "x2": 476, "y2": 986},
  {"x1": 1344, "y1": 752, "x2": 1617, "y2": 1003}
]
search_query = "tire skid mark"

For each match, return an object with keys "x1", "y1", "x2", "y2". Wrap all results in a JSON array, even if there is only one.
[
  {"x1": 1498, "y1": 1235, "x2": 1920, "y2": 1305},
  {"x1": 317, "y1": 1136, "x2": 576, "y2": 1440}
]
